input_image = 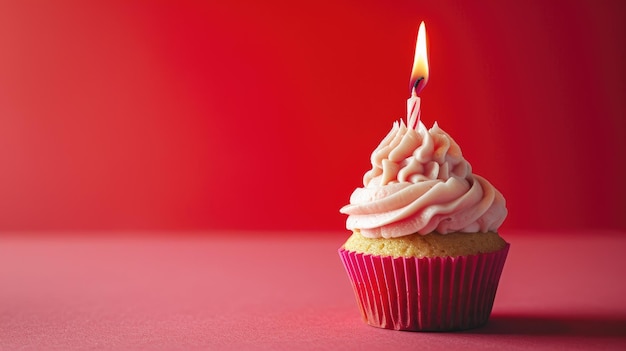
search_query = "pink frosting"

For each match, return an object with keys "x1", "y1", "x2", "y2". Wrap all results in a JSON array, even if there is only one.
[{"x1": 340, "y1": 102, "x2": 507, "y2": 238}]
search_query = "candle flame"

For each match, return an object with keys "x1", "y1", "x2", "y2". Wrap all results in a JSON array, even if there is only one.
[{"x1": 410, "y1": 21, "x2": 429, "y2": 95}]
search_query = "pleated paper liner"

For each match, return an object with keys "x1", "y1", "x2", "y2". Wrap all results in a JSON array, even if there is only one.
[{"x1": 339, "y1": 243, "x2": 509, "y2": 331}]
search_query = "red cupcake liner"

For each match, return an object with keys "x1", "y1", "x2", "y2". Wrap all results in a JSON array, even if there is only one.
[{"x1": 339, "y1": 243, "x2": 509, "y2": 331}]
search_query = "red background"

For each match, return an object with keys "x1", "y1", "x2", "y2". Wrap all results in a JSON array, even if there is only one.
[{"x1": 0, "y1": 0, "x2": 624, "y2": 233}]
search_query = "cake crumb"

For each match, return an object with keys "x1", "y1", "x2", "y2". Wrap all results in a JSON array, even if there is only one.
[{"x1": 343, "y1": 230, "x2": 506, "y2": 258}]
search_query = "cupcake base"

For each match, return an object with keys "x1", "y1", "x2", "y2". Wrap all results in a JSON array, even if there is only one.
[{"x1": 338, "y1": 243, "x2": 509, "y2": 331}]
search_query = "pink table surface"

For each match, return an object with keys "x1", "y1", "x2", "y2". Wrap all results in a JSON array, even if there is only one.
[{"x1": 1, "y1": 230, "x2": 625, "y2": 350}]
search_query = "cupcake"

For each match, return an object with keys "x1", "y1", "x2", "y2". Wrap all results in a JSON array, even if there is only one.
[{"x1": 338, "y1": 22, "x2": 508, "y2": 332}]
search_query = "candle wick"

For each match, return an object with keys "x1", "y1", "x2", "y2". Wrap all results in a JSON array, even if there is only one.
[{"x1": 412, "y1": 77, "x2": 424, "y2": 96}]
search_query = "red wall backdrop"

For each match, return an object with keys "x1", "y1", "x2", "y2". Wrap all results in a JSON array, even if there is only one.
[{"x1": 0, "y1": 0, "x2": 624, "y2": 232}]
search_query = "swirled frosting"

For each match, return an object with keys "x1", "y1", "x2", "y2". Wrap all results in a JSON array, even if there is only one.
[{"x1": 340, "y1": 112, "x2": 507, "y2": 238}]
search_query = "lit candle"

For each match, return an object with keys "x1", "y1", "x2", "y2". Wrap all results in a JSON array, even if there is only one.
[{"x1": 407, "y1": 21, "x2": 429, "y2": 129}]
